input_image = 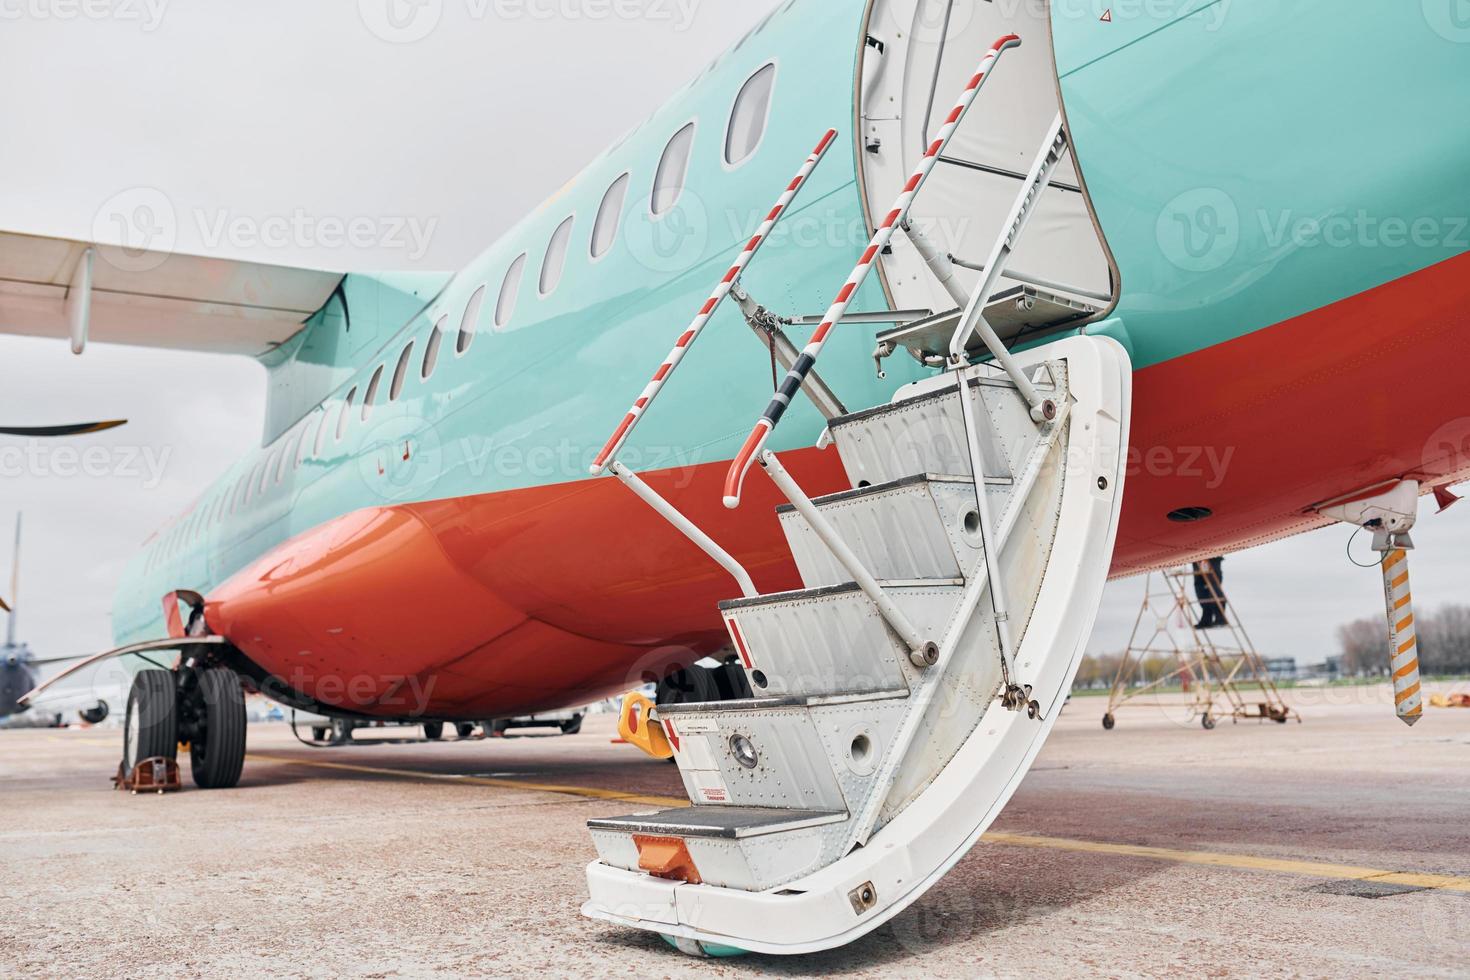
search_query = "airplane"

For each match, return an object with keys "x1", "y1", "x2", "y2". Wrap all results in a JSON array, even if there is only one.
[
  {"x1": 0, "y1": 513, "x2": 112, "y2": 726},
  {"x1": 9, "y1": 0, "x2": 1468, "y2": 958}
]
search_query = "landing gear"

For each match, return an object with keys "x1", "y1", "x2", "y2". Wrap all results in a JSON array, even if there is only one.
[
  {"x1": 455, "y1": 722, "x2": 477, "y2": 739},
  {"x1": 182, "y1": 667, "x2": 247, "y2": 789},
  {"x1": 423, "y1": 721, "x2": 444, "y2": 740},
  {"x1": 123, "y1": 669, "x2": 178, "y2": 773},
  {"x1": 560, "y1": 714, "x2": 584, "y2": 735},
  {"x1": 1201, "y1": 713, "x2": 1217, "y2": 730},
  {"x1": 1101, "y1": 713, "x2": 1115, "y2": 731},
  {"x1": 79, "y1": 701, "x2": 110, "y2": 725},
  {"x1": 487, "y1": 719, "x2": 510, "y2": 736}
]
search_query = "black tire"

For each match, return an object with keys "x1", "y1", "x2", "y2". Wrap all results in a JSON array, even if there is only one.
[
  {"x1": 190, "y1": 668, "x2": 247, "y2": 789},
  {"x1": 312, "y1": 726, "x2": 328, "y2": 741},
  {"x1": 560, "y1": 714, "x2": 584, "y2": 735},
  {"x1": 123, "y1": 669, "x2": 178, "y2": 772},
  {"x1": 1101, "y1": 713, "x2": 1115, "y2": 730},
  {"x1": 1201, "y1": 714, "x2": 1217, "y2": 730},
  {"x1": 423, "y1": 721, "x2": 444, "y2": 740},
  {"x1": 657, "y1": 661, "x2": 750, "y2": 707},
  {"x1": 79, "y1": 701, "x2": 110, "y2": 725},
  {"x1": 456, "y1": 722, "x2": 477, "y2": 739}
]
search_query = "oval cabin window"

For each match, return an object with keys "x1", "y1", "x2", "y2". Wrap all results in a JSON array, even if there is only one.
[
  {"x1": 652, "y1": 123, "x2": 695, "y2": 215},
  {"x1": 725, "y1": 64, "x2": 775, "y2": 166}
]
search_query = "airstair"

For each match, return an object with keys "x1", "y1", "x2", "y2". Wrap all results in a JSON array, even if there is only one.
[{"x1": 581, "y1": 36, "x2": 1132, "y2": 955}]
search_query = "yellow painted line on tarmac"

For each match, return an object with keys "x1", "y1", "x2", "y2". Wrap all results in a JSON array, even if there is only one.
[
  {"x1": 981, "y1": 831, "x2": 1470, "y2": 894},
  {"x1": 245, "y1": 753, "x2": 686, "y2": 808},
  {"x1": 246, "y1": 754, "x2": 1470, "y2": 894}
]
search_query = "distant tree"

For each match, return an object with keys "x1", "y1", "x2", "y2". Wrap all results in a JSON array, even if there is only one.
[
  {"x1": 1420, "y1": 604, "x2": 1470, "y2": 675},
  {"x1": 1336, "y1": 616, "x2": 1385, "y2": 677}
]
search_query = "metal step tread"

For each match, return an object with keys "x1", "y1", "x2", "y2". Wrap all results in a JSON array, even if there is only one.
[
  {"x1": 773, "y1": 472, "x2": 1012, "y2": 517},
  {"x1": 826, "y1": 371, "x2": 1020, "y2": 431},
  {"x1": 656, "y1": 687, "x2": 909, "y2": 715},
  {"x1": 588, "y1": 806, "x2": 846, "y2": 840},
  {"x1": 717, "y1": 578, "x2": 962, "y2": 614}
]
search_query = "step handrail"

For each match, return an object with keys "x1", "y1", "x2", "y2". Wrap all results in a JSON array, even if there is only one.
[
  {"x1": 721, "y1": 34, "x2": 1023, "y2": 510},
  {"x1": 589, "y1": 128, "x2": 840, "y2": 476}
]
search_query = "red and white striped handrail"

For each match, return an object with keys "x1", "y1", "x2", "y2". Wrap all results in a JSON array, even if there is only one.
[
  {"x1": 590, "y1": 128, "x2": 840, "y2": 475},
  {"x1": 721, "y1": 34, "x2": 1022, "y2": 509}
]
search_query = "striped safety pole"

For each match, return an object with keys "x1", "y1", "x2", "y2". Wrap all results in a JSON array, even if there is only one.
[
  {"x1": 1380, "y1": 548, "x2": 1423, "y2": 725},
  {"x1": 722, "y1": 34, "x2": 1023, "y2": 509},
  {"x1": 590, "y1": 128, "x2": 840, "y2": 476}
]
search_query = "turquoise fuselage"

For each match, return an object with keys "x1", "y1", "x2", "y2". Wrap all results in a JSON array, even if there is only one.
[{"x1": 116, "y1": 0, "x2": 1470, "y2": 658}]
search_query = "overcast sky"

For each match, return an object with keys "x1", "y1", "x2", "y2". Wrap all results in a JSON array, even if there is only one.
[{"x1": 1, "y1": 1, "x2": 1466, "y2": 681}]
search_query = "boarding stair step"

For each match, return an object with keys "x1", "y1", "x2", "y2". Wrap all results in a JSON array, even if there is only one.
[
  {"x1": 717, "y1": 582, "x2": 963, "y2": 699},
  {"x1": 775, "y1": 473, "x2": 1000, "y2": 588}
]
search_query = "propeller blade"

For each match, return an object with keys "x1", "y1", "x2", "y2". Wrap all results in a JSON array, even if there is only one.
[{"x1": 0, "y1": 420, "x2": 127, "y2": 437}]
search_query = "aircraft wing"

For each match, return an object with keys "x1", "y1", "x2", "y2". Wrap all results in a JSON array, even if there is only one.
[{"x1": 0, "y1": 229, "x2": 343, "y2": 356}]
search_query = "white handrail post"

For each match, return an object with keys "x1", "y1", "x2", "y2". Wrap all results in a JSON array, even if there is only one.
[{"x1": 610, "y1": 462, "x2": 758, "y2": 598}]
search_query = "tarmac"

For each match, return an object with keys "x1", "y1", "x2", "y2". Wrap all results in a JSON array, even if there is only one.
[{"x1": 2, "y1": 683, "x2": 1468, "y2": 978}]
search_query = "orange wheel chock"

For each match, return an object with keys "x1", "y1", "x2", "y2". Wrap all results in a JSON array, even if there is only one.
[{"x1": 618, "y1": 691, "x2": 673, "y2": 760}]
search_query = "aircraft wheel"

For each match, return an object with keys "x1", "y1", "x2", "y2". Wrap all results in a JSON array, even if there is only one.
[
  {"x1": 123, "y1": 669, "x2": 178, "y2": 772},
  {"x1": 311, "y1": 726, "x2": 328, "y2": 741},
  {"x1": 79, "y1": 701, "x2": 109, "y2": 725},
  {"x1": 1201, "y1": 713, "x2": 1217, "y2": 730},
  {"x1": 423, "y1": 721, "x2": 444, "y2": 740},
  {"x1": 1101, "y1": 713, "x2": 1115, "y2": 730},
  {"x1": 189, "y1": 667, "x2": 247, "y2": 789},
  {"x1": 455, "y1": 722, "x2": 476, "y2": 738},
  {"x1": 560, "y1": 714, "x2": 584, "y2": 735}
]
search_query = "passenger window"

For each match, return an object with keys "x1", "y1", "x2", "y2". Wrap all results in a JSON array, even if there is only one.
[
  {"x1": 314, "y1": 403, "x2": 331, "y2": 457},
  {"x1": 298, "y1": 414, "x2": 319, "y2": 467},
  {"x1": 456, "y1": 285, "x2": 486, "y2": 355},
  {"x1": 495, "y1": 254, "x2": 526, "y2": 329},
  {"x1": 336, "y1": 387, "x2": 357, "y2": 442},
  {"x1": 277, "y1": 432, "x2": 296, "y2": 483},
  {"x1": 726, "y1": 64, "x2": 775, "y2": 166},
  {"x1": 539, "y1": 217, "x2": 574, "y2": 296},
  {"x1": 391, "y1": 341, "x2": 415, "y2": 401},
  {"x1": 652, "y1": 123, "x2": 695, "y2": 215},
  {"x1": 591, "y1": 173, "x2": 629, "y2": 259},
  {"x1": 259, "y1": 450, "x2": 277, "y2": 494},
  {"x1": 363, "y1": 365, "x2": 384, "y2": 422},
  {"x1": 422, "y1": 317, "x2": 445, "y2": 379}
]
